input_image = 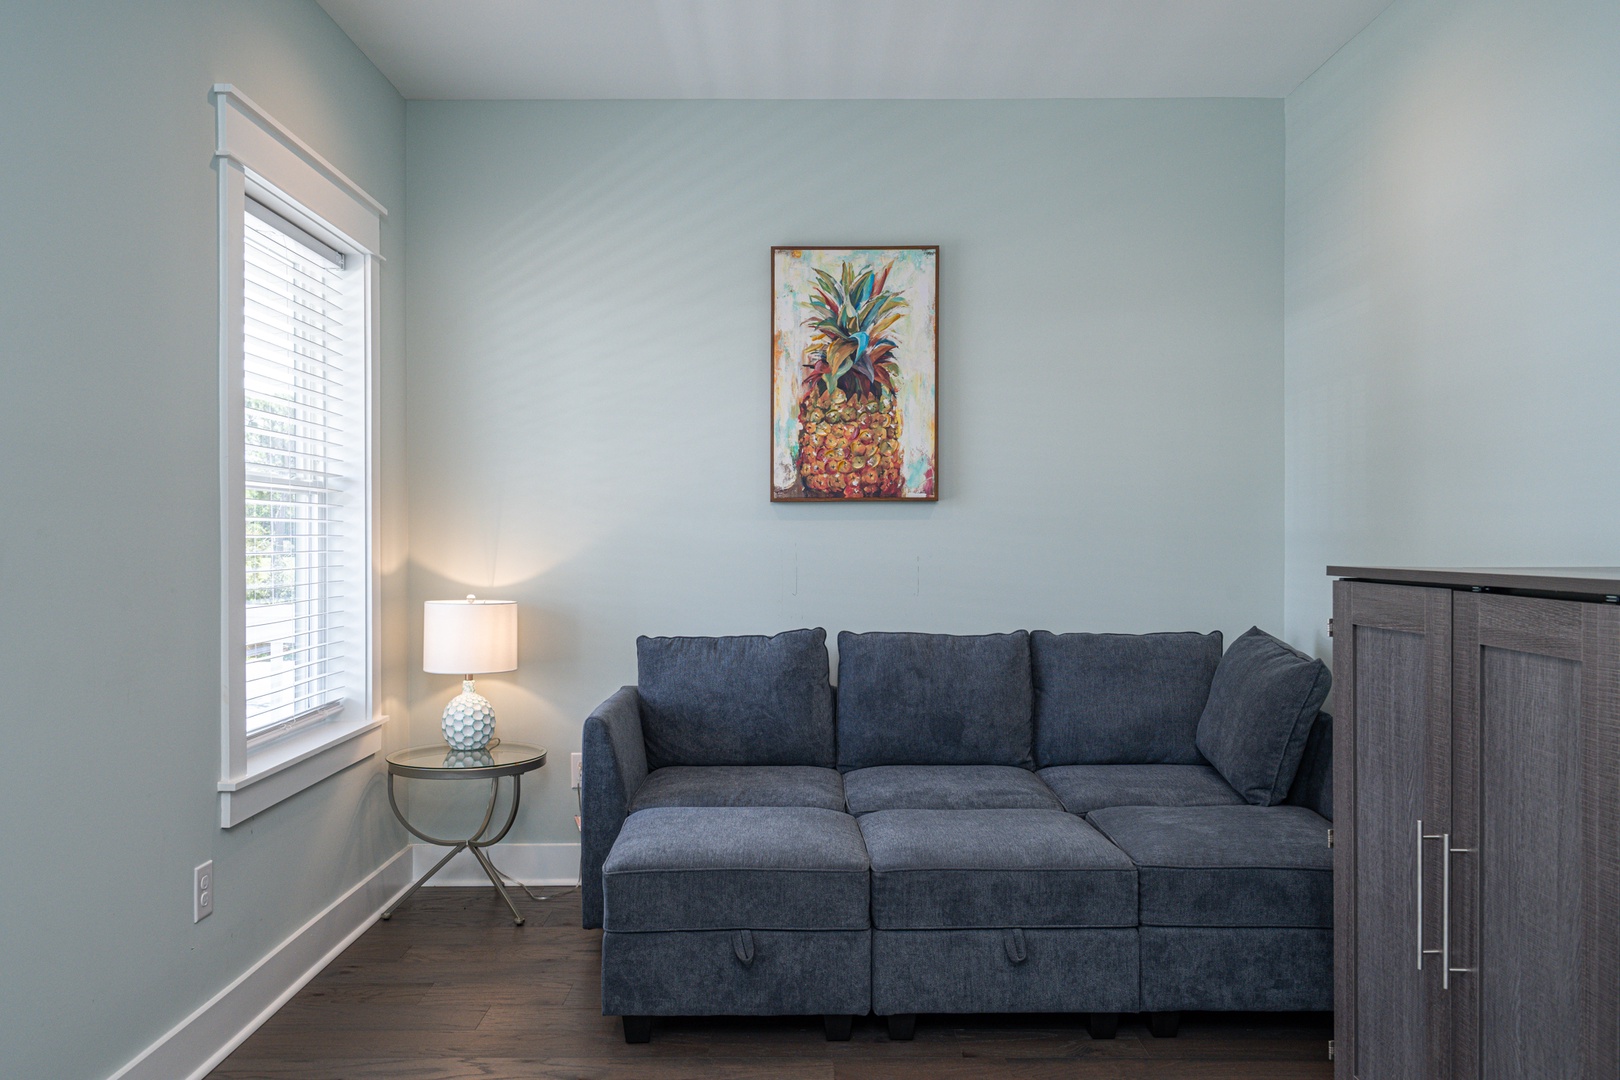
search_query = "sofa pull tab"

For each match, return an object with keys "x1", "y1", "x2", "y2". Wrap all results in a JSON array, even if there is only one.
[
  {"x1": 1004, "y1": 928, "x2": 1027, "y2": 965},
  {"x1": 733, "y1": 929, "x2": 755, "y2": 966}
]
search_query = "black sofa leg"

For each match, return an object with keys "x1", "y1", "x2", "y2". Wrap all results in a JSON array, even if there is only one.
[
  {"x1": 824, "y1": 1014, "x2": 854, "y2": 1041},
  {"x1": 1088, "y1": 1012, "x2": 1119, "y2": 1040},
  {"x1": 1148, "y1": 1011, "x2": 1181, "y2": 1038},
  {"x1": 622, "y1": 1016, "x2": 652, "y2": 1044},
  {"x1": 886, "y1": 1013, "x2": 917, "y2": 1041}
]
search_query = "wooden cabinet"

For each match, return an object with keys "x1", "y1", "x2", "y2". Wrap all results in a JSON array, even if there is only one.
[
  {"x1": 1331, "y1": 568, "x2": 1620, "y2": 1080},
  {"x1": 1332, "y1": 580, "x2": 1453, "y2": 1080}
]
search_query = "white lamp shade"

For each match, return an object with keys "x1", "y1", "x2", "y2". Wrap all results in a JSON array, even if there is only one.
[{"x1": 423, "y1": 598, "x2": 517, "y2": 674}]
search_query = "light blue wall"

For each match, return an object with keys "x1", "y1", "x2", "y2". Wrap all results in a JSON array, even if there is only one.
[
  {"x1": 404, "y1": 99, "x2": 1286, "y2": 844},
  {"x1": 0, "y1": 4, "x2": 407, "y2": 1078},
  {"x1": 1284, "y1": 0, "x2": 1620, "y2": 653}
]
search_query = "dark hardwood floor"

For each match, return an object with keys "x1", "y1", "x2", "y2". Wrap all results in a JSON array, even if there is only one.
[{"x1": 210, "y1": 887, "x2": 1333, "y2": 1079}]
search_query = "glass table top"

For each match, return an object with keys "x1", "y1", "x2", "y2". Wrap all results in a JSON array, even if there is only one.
[{"x1": 387, "y1": 741, "x2": 547, "y2": 778}]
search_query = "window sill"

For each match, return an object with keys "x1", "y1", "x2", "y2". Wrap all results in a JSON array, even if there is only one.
[{"x1": 218, "y1": 714, "x2": 388, "y2": 828}]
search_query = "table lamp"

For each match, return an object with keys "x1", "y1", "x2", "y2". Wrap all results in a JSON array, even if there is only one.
[{"x1": 423, "y1": 595, "x2": 517, "y2": 750}]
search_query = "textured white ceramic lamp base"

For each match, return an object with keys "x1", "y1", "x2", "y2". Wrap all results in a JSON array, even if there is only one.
[{"x1": 442, "y1": 679, "x2": 497, "y2": 749}]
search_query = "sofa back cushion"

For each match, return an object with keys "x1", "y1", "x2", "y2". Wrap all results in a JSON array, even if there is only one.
[
  {"x1": 835, "y1": 631, "x2": 1033, "y2": 769},
  {"x1": 1196, "y1": 627, "x2": 1332, "y2": 805},
  {"x1": 637, "y1": 629, "x2": 835, "y2": 769},
  {"x1": 1284, "y1": 711, "x2": 1333, "y2": 821},
  {"x1": 1031, "y1": 630, "x2": 1222, "y2": 767}
]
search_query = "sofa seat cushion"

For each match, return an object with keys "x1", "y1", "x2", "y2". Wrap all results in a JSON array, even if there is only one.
[
  {"x1": 835, "y1": 631, "x2": 1034, "y2": 769},
  {"x1": 637, "y1": 629, "x2": 835, "y2": 768},
  {"x1": 859, "y1": 809, "x2": 1137, "y2": 929},
  {"x1": 1031, "y1": 630, "x2": 1223, "y2": 766},
  {"x1": 843, "y1": 765, "x2": 1060, "y2": 816},
  {"x1": 602, "y1": 806, "x2": 869, "y2": 932},
  {"x1": 1195, "y1": 627, "x2": 1331, "y2": 805},
  {"x1": 628, "y1": 766, "x2": 845, "y2": 814},
  {"x1": 1087, "y1": 805, "x2": 1333, "y2": 928},
  {"x1": 1038, "y1": 764, "x2": 1244, "y2": 815}
]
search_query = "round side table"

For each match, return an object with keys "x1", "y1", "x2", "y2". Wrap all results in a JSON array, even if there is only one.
[{"x1": 381, "y1": 741, "x2": 547, "y2": 925}]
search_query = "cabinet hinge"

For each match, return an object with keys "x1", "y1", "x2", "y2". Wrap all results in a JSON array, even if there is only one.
[
  {"x1": 1328, "y1": 1039, "x2": 1335, "y2": 1061},
  {"x1": 1327, "y1": 618, "x2": 1334, "y2": 638},
  {"x1": 1327, "y1": 828, "x2": 1334, "y2": 848}
]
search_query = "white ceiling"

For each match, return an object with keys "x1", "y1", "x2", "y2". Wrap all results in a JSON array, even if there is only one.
[{"x1": 316, "y1": 0, "x2": 1394, "y2": 100}]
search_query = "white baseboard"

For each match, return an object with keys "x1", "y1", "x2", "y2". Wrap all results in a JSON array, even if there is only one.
[
  {"x1": 108, "y1": 846, "x2": 413, "y2": 1080},
  {"x1": 412, "y1": 841, "x2": 581, "y2": 887}
]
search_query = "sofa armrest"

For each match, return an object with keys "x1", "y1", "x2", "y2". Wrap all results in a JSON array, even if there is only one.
[
  {"x1": 580, "y1": 685, "x2": 648, "y2": 928},
  {"x1": 1284, "y1": 711, "x2": 1332, "y2": 821}
]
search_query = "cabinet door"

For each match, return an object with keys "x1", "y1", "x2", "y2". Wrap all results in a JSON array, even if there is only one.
[
  {"x1": 1451, "y1": 593, "x2": 1620, "y2": 1080},
  {"x1": 1333, "y1": 580, "x2": 1453, "y2": 1080}
]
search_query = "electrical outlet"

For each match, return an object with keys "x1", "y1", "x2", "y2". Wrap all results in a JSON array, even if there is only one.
[
  {"x1": 570, "y1": 752, "x2": 583, "y2": 789},
  {"x1": 194, "y1": 860, "x2": 214, "y2": 922}
]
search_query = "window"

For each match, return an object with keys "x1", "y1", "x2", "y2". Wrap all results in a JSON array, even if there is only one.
[
  {"x1": 214, "y1": 85, "x2": 387, "y2": 827},
  {"x1": 243, "y1": 200, "x2": 350, "y2": 741}
]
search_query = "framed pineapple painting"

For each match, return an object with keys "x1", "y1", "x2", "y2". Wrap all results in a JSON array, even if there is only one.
[{"x1": 771, "y1": 246, "x2": 938, "y2": 501}]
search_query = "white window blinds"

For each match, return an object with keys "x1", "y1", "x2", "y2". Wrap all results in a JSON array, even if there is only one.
[{"x1": 242, "y1": 199, "x2": 351, "y2": 737}]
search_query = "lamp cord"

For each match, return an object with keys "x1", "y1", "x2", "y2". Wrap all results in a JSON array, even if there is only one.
[{"x1": 482, "y1": 786, "x2": 584, "y2": 904}]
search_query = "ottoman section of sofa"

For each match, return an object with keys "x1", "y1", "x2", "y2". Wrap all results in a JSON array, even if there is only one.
[
  {"x1": 1087, "y1": 804, "x2": 1333, "y2": 1013},
  {"x1": 860, "y1": 809, "x2": 1136, "y2": 929},
  {"x1": 859, "y1": 808, "x2": 1139, "y2": 1016},
  {"x1": 602, "y1": 926, "x2": 874, "y2": 1019},
  {"x1": 603, "y1": 806, "x2": 869, "y2": 932},
  {"x1": 1135, "y1": 926, "x2": 1332, "y2": 1012},
  {"x1": 601, "y1": 805, "x2": 872, "y2": 1019}
]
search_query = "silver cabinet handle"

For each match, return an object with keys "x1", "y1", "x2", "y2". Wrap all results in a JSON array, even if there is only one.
[
  {"x1": 1442, "y1": 831, "x2": 1451, "y2": 988},
  {"x1": 1417, "y1": 820, "x2": 1444, "y2": 970},
  {"x1": 1444, "y1": 838, "x2": 1476, "y2": 989}
]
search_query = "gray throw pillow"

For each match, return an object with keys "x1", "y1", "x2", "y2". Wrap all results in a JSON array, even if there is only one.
[
  {"x1": 1195, "y1": 627, "x2": 1331, "y2": 805},
  {"x1": 637, "y1": 629, "x2": 835, "y2": 768}
]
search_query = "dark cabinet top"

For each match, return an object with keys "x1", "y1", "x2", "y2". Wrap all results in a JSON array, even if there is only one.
[{"x1": 1328, "y1": 565, "x2": 1620, "y2": 598}]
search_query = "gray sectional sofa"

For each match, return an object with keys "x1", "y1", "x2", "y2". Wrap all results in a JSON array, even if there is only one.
[{"x1": 581, "y1": 626, "x2": 1333, "y2": 1044}]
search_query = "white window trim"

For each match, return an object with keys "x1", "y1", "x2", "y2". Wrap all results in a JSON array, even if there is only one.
[{"x1": 213, "y1": 84, "x2": 388, "y2": 828}]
